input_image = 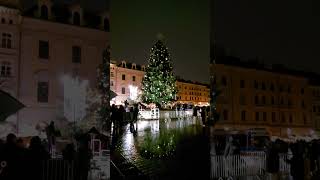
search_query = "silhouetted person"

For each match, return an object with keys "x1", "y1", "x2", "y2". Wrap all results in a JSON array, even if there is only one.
[
  {"x1": 46, "y1": 121, "x2": 56, "y2": 154},
  {"x1": 28, "y1": 136, "x2": 50, "y2": 180},
  {"x1": 193, "y1": 107, "x2": 197, "y2": 117},
  {"x1": 266, "y1": 142, "x2": 280, "y2": 180},
  {"x1": 201, "y1": 107, "x2": 206, "y2": 126},
  {"x1": 76, "y1": 140, "x2": 92, "y2": 180},
  {"x1": 62, "y1": 143, "x2": 76, "y2": 163},
  {"x1": 0, "y1": 133, "x2": 20, "y2": 180},
  {"x1": 286, "y1": 143, "x2": 305, "y2": 180}
]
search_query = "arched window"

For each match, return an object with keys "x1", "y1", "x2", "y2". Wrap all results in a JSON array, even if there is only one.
[
  {"x1": 40, "y1": 5, "x2": 48, "y2": 19},
  {"x1": 104, "y1": 18, "x2": 110, "y2": 32},
  {"x1": 1, "y1": 18, "x2": 5, "y2": 24},
  {"x1": 73, "y1": 12, "x2": 80, "y2": 25}
]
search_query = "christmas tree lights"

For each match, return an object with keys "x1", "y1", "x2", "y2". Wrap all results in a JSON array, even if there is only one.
[{"x1": 141, "y1": 40, "x2": 177, "y2": 108}]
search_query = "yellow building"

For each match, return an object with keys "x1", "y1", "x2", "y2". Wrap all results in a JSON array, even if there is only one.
[
  {"x1": 210, "y1": 58, "x2": 313, "y2": 137},
  {"x1": 176, "y1": 79, "x2": 210, "y2": 106}
]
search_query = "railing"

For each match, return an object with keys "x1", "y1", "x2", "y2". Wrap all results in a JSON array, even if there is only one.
[
  {"x1": 42, "y1": 160, "x2": 74, "y2": 180},
  {"x1": 211, "y1": 152, "x2": 291, "y2": 179}
]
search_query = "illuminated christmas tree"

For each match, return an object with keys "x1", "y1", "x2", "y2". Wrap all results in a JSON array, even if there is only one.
[
  {"x1": 97, "y1": 46, "x2": 111, "y2": 131},
  {"x1": 141, "y1": 39, "x2": 177, "y2": 108}
]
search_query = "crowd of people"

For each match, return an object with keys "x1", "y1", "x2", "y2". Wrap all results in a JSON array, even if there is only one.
[
  {"x1": 265, "y1": 139, "x2": 320, "y2": 180},
  {"x1": 0, "y1": 132, "x2": 92, "y2": 180},
  {"x1": 111, "y1": 103, "x2": 139, "y2": 134}
]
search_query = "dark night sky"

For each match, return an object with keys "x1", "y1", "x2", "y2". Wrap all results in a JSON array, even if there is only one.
[
  {"x1": 111, "y1": 0, "x2": 210, "y2": 83},
  {"x1": 213, "y1": 0, "x2": 320, "y2": 73}
]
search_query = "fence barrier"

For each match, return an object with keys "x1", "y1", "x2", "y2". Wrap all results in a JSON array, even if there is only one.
[
  {"x1": 42, "y1": 160, "x2": 74, "y2": 180},
  {"x1": 211, "y1": 152, "x2": 291, "y2": 179}
]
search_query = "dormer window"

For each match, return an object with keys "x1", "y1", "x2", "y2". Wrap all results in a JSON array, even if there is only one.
[
  {"x1": 73, "y1": 12, "x2": 80, "y2": 25},
  {"x1": 121, "y1": 61, "x2": 126, "y2": 68},
  {"x1": 142, "y1": 66, "x2": 145, "y2": 71},
  {"x1": 104, "y1": 18, "x2": 110, "y2": 32},
  {"x1": 132, "y1": 63, "x2": 136, "y2": 70},
  {"x1": 40, "y1": 5, "x2": 49, "y2": 20}
]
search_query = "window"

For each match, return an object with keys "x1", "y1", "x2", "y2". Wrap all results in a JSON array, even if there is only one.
[
  {"x1": 132, "y1": 76, "x2": 136, "y2": 82},
  {"x1": 72, "y1": 46, "x2": 81, "y2": 63},
  {"x1": 301, "y1": 88, "x2": 305, "y2": 94},
  {"x1": 281, "y1": 113, "x2": 285, "y2": 123},
  {"x1": 240, "y1": 80, "x2": 245, "y2": 88},
  {"x1": 271, "y1": 96, "x2": 275, "y2": 105},
  {"x1": 288, "y1": 85, "x2": 291, "y2": 93},
  {"x1": 262, "y1": 96, "x2": 266, "y2": 105},
  {"x1": 303, "y1": 114, "x2": 307, "y2": 125},
  {"x1": 302, "y1": 100, "x2": 305, "y2": 108},
  {"x1": 221, "y1": 76, "x2": 227, "y2": 86},
  {"x1": 39, "y1": 40, "x2": 49, "y2": 59},
  {"x1": 255, "y1": 96, "x2": 259, "y2": 105},
  {"x1": 241, "y1": 111, "x2": 246, "y2": 121},
  {"x1": 313, "y1": 106, "x2": 317, "y2": 112},
  {"x1": 254, "y1": 81, "x2": 258, "y2": 89},
  {"x1": 2, "y1": 33, "x2": 12, "y2": 49},
  {"x1": 280, "y1": 97, "x2": 284, "y2": 105},
  {"x1": 40, "y1": 5, "x2": 49, "y2": 19},
  {"x1": 262, "y1": 82, "x2": 266, "y2": 90},
  {"x1": 270, "y1": 83, "x2": 274, "y2": 91},
  {"x1": 122, "y1": 87, "x2": 125, "y2": 94},
  {"x1": 255, "y1": 112, "x2": 259, "y2": 121},
  {"x1": 289, "y1": 115, "x2": 293, "y2": 123},
  {"x1": 240, "y1": 95, "x2": 246, "y2": 105},
  {"x1": 9, "y1": 20, "x2": 12, "y2": 24},
  {"x1": 111, "y1": 81, "x2": 114, "y2": 86},
  {"x1": 122, "y1": 74, "x2": 125, "y2": 80},
  {"x1": 73, "y1": 12, "x2": 80, "y2": 25},
  {"x1": 104, "y1": 18, "x2": 110, "y2": 32},
  {"x1": 279, "y1": 85, "x2": 283, "y2": 92},
  {"x1": 223, "y1": 110, "x2": 228, "y2": 120},
  {"x1": 1, "y1": 18, "x2": 5, "y2": 24},
  {"x1": 0, "y1": 61, "x2": 12, "y2": 77},
  {"x1": 37, "y1": 82, "x2": 49, "y2": 103},
  {"x1": 288, "y1": 99, "x2": 292, "y2": 107},
  {"x1": 263, "y1": 112, "x2": 267, "y2": 121},
  {"x1": 272, "y1": 112, "x2": 276, "y2": 122}
]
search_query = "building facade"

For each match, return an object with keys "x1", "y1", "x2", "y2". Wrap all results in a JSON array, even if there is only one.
[
  {"x1": 0, "y1": 0, "x2": 109, "y2": 136},
  {"x1": 110, "y1": 60, "x2": 145, "y2": 105},
  {"x1": 110, "y1": 61, "x2": 211, "y2": 106},
  {"x1": 176, "y1": 80, "x2": 210, "y2": 106},
  {"x1": 210, "y1": 58, "x2": 314, "y2": 137}
]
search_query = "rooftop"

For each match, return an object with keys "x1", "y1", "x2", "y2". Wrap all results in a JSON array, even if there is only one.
[{"x1": 215, "y1": 56, "x2": 320, "y2": 83}]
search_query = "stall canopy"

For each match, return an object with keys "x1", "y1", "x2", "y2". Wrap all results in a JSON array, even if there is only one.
[{"x1": 0, "y1": 90, "x2": 25, "y2": 122}]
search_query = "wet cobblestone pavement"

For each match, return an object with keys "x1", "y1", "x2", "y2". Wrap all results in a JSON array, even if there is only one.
[{"x1": 111, "y1": 117, "x2": 211, "y2": 180}]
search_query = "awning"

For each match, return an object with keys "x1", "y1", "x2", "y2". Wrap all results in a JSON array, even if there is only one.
[{"x1": 0, "y1": 90, "x2": 25, "y2": 121}]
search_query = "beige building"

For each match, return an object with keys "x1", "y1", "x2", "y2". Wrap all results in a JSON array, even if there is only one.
[
  {"x1": 210, "y1": 58, "x2": 314, "y2": 137},
  {"x1": 110, "y1": 60, "x2": 145, "y2": 105},
  {"x1": 0, "y1": 0, "x2": 109, "y2": 136},
  {"x1": 176, "y1": 79, "x2": 210, "y2": 106},
  {"x1": 110, "y1": 61, "x2": 211, "y2": 106}
]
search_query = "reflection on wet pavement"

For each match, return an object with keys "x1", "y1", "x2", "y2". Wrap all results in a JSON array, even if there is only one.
[{"x1": 112, "y1": 117, "x2": 210, "y2": 179}]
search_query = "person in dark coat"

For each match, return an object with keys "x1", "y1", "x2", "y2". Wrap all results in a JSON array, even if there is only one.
[
  {"x1": 75, "y1": 140, "x2": 92, "y2": 180},
  {"x1": 286, "y1": 143, "x2": 305, "y2": 180},
  {"x1": 200, "y1": 107, "x2": 206, "y2": 126},
  {"x1": 266, "y1": 142, "x2": 280, "y2": 179},
  {"x1": 28, "y1": 136, "x2": 50, "y2": 180},
  {"x1": 0, "y1": 134, "x2": 20, "y2": 180}
]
